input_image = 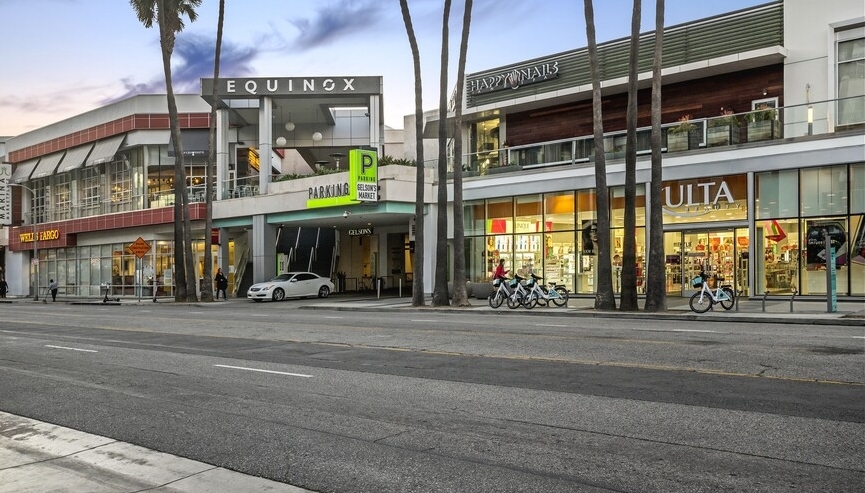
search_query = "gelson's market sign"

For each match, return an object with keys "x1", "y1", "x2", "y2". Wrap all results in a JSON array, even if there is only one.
[{"x1": 468, "y1": 61, "x2": 559, "y2": 96}]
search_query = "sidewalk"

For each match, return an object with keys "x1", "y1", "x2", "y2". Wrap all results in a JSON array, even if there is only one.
[
  {"x1": 3, "y1": 292, "x2": 862, "y2": 326},
  {"x1": 0, "y1": 412, "x2": 312, "y2": 493}
]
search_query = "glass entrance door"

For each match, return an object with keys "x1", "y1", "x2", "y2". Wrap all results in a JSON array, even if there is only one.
[{"x1": 665, "y1": 228, "x2": 750, "y2": 297}]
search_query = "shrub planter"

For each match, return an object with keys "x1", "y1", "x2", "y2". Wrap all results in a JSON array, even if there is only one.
[{"x1": 707, "y1": 125, "x2": 740, "y2": 147}]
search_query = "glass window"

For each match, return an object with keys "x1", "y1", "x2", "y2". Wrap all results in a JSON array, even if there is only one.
[
  {"x1": 109, "y1": 160, "x2": 132, "y2": 213},
  {"x1": 756, "y1": 170, "x2": 798, "y2": 219},
  {"x1": 544, "y1": 192, "x2": 575, "y2": 231},
  {"x1": 837, "y1": 32, "x2": 865, "y2": 126},
  {"x1": 515, "y1": 194, "x2": 542, "y2": 233},
  {"x1": 801, "y1": 217, "x2": 849, "y2": 295},
  {"x1": 485, "y1": 197, "x2": 513, "y2": 234},
  {"x1": 80, "y1": 166, "x2": 102, "y2": 216},
  {"x1": 464, "y1": 200, "x2": 485, "y2": 236},
  {"x1": 610, "y1": 184, "x2": 646, "y2": 228},
  {"x1": 849, "y1": 214, "x2": 865, "y2": 295},
  {"x1": 851, "y1": 163, "x2": 865, "y2": 214},
  {"x1": 53, "y1": 174, "x2": 72, "y2": 221},
  {"x1": 801, "y1": 166, "x2": 847, "y2": 217}
]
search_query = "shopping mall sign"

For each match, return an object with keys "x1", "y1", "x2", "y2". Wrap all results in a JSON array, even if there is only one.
[
  {"x1": 307, "y1": 149, "x2": 378, "y2": 209},
  {"x1": 662, "y1": 174, "x2": 747, "y2": 218},
  {"x1": 0, "y1": 163, "x2": 11, "y2": 226}
]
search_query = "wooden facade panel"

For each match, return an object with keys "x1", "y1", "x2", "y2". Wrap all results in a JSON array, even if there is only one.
[{"x1": 505, "y1": 65, "x2": 783, "y2": 146}]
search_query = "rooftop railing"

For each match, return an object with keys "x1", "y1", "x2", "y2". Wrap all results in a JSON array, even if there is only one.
[{"x1": 439, "y1": 96, "x2": 863, "y2": 176}]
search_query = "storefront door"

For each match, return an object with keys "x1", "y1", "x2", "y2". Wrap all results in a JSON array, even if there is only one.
[{"x1": 665, "y1": 228, "x2": 750, "y2": 297}]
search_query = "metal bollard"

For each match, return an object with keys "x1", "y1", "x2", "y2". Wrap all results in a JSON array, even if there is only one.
[
  {"x1": 399, "y1": 278, "x2": 402, "y2": 298},
  {"x1": 735, "y1": 290, "x2": 743, "y2": 311},
  {"x1": 762, "y1": 291, "x2": 769, "y2": 312},
  {"x1": 789, "y1": 288, "x2": 797, "y2": 313}
]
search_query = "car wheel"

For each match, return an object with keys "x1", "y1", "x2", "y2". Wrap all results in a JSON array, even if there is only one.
[
  {"x1": 272, "y1": 288, "x2": 285, "y2": 302},
  {"x1": 318, "y1": 286, "x2": 331, "y2": 298}
]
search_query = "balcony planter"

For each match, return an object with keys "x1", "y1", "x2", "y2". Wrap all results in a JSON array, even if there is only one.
[
  {"x1": 707, "y1": 111, "x2": 741, "y2": 147},
  {"x1": 746, "y1": 119, "x2": 781, "y2": 142},
  {"x1": 666, "y1": 115, "x2": 700, "y2": 152},
  {"x1": 486, "y1": 164, "x2": 521, "y2": 175}
]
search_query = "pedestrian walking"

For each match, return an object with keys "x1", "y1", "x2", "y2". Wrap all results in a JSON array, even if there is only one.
[
  {"x1": 0, "y1": 278, "x2": 7, "y2": 298},
  {"x1": 215, "y1": 268, "x2": 228, "y2": 300},
  {"x1": 48, "y1": 279, "x2": 58, "y2": 302}
]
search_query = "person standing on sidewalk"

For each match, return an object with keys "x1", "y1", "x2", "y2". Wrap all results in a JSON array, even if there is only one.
[
  {"x1": 214, "y1": 268, "x2": 228, "y2": 300},
  {"x1": 48, "y1": 279, "x2": 58, "y2": 302},
  {"x1": 0, "y1": 277, "x2": 7, "y2": 298}
]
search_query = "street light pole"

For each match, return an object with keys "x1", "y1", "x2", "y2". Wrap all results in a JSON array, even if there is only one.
[{"x1": 10, "y1": 183, "x2": 39, "y2": 301}]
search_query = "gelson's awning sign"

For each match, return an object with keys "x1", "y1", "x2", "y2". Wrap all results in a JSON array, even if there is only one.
[{"x1": 307, "y1": 149, "x2": 378, "y2": 209}]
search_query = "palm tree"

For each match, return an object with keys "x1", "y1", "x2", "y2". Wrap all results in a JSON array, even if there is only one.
[
  {"x1": 583, "y1": 0, "x2": 616, "y2": 310},
  {"x1": 644, "y1": 0, "x2": 667, "y2": 312},
  {"x1": 431, "y1": 0, "x2": 453, "y2": 307},
  {"x1": 130, "y1": 0, "x2": 201, "y2": 302},
  {"x1": 398, "y1": 0, "x2": 426, "y2": 307},
  {"x1": 620, "y1": 0, "x2": 642, "y2": 311},
  {"x1": 450, "y1": 0, "x2": 473, "y2": 307},
  {"x1": 201, "y1": 0, "x2": 225, "y2": 303}
]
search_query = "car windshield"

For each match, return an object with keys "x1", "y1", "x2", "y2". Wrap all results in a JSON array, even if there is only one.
[{"x1": 271, "y1": 274, "x2": 294, "y2": 282}]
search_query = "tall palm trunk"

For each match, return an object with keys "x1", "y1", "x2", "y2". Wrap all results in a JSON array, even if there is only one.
[
  {"x1": 450, "y1": 0, "x2": 473, "y2": 307},
  {"x1": 644, "y1": 0, "x2": 667, "y2": 311},
  {"x1": 155, "y1": 0, "x2": 189, "y2": 301},
  {"x1": 202, "y1": 0, "x2": 225, "y2": 302},
  {"x1": 398, "y1": 0, "x2": 426, "y2": 306},
  {"x1": 620, "y1": 0, "x2": 642, "y2": 311},
  {"x1": 583, "y1": 0, "x2": 615, "y2": 310},
  {"x1": 431, "y1": 0, "x2": 453, "y2": 307}
]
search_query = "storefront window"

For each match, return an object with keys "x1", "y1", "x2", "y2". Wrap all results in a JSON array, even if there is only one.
[
  {"x1": 576, "y1": 190, "x2": 597, "y2": 294},
  {"x1": 849, "y1": 163, "x2": 865, "y2": 214},
  {"x1": 801, "y1": 166, "x2": 847, "y2": 216},
  {"x1": 464, "y1": 200, "x2": 485, "y2": 236},
  {"x1": 755, "y1": 219, "x2": 800, "y2": 295},
  {"x1": 800, "y1": 217, "x2": 848, "y2": 295},
  {"x1": 756, "y1": 170, "x2": 798, "y2": 219},
  {"x1": 544, "y1": 192, "x2": 575, "y2": 231},
  {"x1": 849, "y1": 214, "x2": 865, "y2": 295},
  {"x1": 610, "y1": 185, "x2": 646, "y2": 228}
]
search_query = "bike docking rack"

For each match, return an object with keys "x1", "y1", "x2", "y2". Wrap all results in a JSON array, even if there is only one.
[
  {"x1": 734, "y1": 290, "x2": 743, "y2": 311},
  {"x1": 762, "y1": 291, "x2": 769, "y2": 312}
]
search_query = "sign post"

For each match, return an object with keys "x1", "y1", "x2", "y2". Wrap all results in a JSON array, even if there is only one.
[
  {"x1": 129, "y1": 237, "x2": 151, "y2": 303},
  {"x1": 824, "y1": 230, "x2": 837, "y2": 313}
]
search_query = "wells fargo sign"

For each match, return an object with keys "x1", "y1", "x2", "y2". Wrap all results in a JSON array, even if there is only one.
[{"x1": 19, "y1": 229, "x2": 60, "y2": 242}]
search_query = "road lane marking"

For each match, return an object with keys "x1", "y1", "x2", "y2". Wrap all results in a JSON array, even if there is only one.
[
  {"x1": 411, "y1": 319, "x2": 437, "y2": 322},
  {"x1": 635, "y1": 328, "x2": 718, "y2": 333},
  {"x1": 324, "y1": 316, "x2": 344, "y2": 319},
  {"x1": 536, "y1": 324, "x2": 569, "y2": 328},
  {"x1": 214, "y1": 364, "x2": 312, "y2": 378},
  {"x1": 45, "y1": 345, "x2": 98, "y2": 353}
]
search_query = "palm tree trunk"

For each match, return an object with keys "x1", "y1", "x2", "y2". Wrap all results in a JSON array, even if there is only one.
[
  {"x1": 398, "y1": 0, "x2": 426, "y2": 307},
  {"x1": 201, "y1": 0, "x2": 224, "y2": 303},
  {"x1": 644, "y1": 0, "x2": 667, "y2": 312},
  {"x1": 620, "y1": 0, "x2": 642, "y2": 311},
  {"x1": 584, "y1": 0, "x2": 616, "y2": 310},
  {"x1": 432, "y1": 0, "x2": 453, "y2": 307},
  {"x1": 450, "y1": 0, "x2": 473, "y2": 308}
]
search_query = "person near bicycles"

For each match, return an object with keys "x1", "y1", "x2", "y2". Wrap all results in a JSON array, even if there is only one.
[{"x1": 493, "y1": 258, "x2": 509, "y2": 281}]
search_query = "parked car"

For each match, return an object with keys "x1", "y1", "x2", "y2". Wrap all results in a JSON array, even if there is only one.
[{"x1": 247, "y1": 272, "x2": 334, "y2": 302}]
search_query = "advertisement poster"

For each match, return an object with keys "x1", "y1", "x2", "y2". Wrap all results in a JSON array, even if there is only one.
[{"x1": 805, "y1": 221, "x2": 846, "y2": 267}]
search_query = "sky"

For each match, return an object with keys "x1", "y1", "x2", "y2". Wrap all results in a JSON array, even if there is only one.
[{"x1": 0, "y1": 0, "x2": 769, "y2": 137}]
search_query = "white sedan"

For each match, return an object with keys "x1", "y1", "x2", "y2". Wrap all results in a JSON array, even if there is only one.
[{"x1": 247, "y1": 272, "x2": 334, "y2": 302}]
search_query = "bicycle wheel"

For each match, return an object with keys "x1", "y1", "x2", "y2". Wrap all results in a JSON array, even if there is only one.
[
  {"x1": 488, "y1": 291, "x2": 503, "y2": 309},
  {"x1": 523, "y1": 291, "x2": 538, "y2": 309},
  {"x1": 551, "y1": 286, "x2": 569, "y2": 307},
  {"x1": 506, "y1": 292, "x2": 522, "y2": 309},
  {"x1": 719, "y1": 287, "x2": 735, "y2": 310},
  {"x1": 689, "y1": 291, "x2": 712, "y2": 313}
]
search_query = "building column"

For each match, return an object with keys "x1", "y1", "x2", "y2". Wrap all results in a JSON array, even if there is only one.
[
  {"x1": 215, "y1": 108, "x2": 230, "y2": 200},
  {"x1": 251, "y1": 214, "x2": 276, "y2": 283},
  {"x1": 258, "y1": 96, "x2": 273, "y2": 195}
]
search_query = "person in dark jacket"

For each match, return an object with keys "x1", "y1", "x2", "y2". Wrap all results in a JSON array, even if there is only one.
[
  {"x1": 48, "y1": 279, "x2": 59, "y2": 302},
  {"x1": 0, "y1": 278, "x2": 8, "y2": 298},
  {"x1": 214, "y1": 268, "x2": 228, "y2": 300}
]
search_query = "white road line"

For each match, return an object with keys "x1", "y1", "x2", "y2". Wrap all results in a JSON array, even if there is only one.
[
  {"x1": 324, "y1": 316, "x2": 344, "y2": 319},
  {"x1": 411, "y1": 319, "x2": 437, "y2": 322},
  {"x1": 214, "y1": 364, "x2": 313, "y2": 378},
  {"x1": 536, "y1": 324, "x2": 569, "y2": 327},
  {"x1": 635, "y1": 328, "x2": 718, "y2": 333},
  {"x1": 45, "y1": 345, "x2": 98, "y2": 353}
]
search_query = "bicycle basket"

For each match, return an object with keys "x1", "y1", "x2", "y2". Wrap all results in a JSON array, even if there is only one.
[
  {"x1": 492, "y1": 278, "x2": 502, "y2": 287},
  {"x1": 526, "y1": 277, "x2": 536, "y2": 287},
  {"x1": 508, "y1": 279, "x2": 519, "y2": 288},
  {"x1": 690, "y1": 276, "x2": 704, "y2": 288}
]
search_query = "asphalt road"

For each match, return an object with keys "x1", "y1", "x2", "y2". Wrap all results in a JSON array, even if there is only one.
[{"x1": 0, "y1": 300, "x2": 862, "y2": 492}]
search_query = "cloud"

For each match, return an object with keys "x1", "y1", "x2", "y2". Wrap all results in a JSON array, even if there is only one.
[
  {"x1": 289, "y1": 0, "x2": 386, "y2": 51},
  {"x1": 106, "y1": 34, "x2": 258, "y2": 103}
]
